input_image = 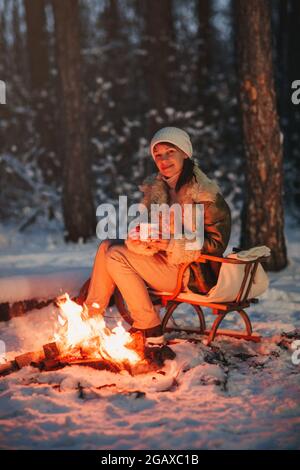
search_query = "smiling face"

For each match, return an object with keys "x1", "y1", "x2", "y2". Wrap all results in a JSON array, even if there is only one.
[{"x1": 152, "y1": 143, "x2": 188, "y2": 178}]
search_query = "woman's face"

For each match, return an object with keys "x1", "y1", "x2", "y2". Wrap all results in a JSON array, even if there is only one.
[{"x1": 153, "y1": 143, "x2": 188, "y2": 178}]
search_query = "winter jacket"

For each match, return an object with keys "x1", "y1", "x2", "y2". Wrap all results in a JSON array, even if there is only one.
[{"x1": 125, "y1": 164, "x2": 232, "y2": 294}]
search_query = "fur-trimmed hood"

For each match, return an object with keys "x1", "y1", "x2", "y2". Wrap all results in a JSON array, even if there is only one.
[
  {"x1": 125, "y1": 162, "x2": 231, "y2": 289},
  {"x1": 138, "y1": 164, "x2": 221, "y2": 208}
]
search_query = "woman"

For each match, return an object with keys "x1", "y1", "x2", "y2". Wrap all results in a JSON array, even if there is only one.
[{"x1": 83, "y1": 127, "x2": 231, "y2": 364}]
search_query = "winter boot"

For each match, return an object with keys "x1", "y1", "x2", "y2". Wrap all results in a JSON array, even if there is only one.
[{"x1": 129, "y1": 324, "x2": 176, "y2": 367}]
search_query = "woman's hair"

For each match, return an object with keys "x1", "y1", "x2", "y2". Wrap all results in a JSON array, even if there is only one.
[{"x1": 175, "y1": 158, "x2": 195, "y2": 192}]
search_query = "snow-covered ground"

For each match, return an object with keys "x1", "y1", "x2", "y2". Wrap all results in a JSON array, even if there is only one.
[{"x1": 0, "y1": 220, "x2": 299, "y2": 450}]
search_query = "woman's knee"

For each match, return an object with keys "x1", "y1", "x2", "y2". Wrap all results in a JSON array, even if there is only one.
[
  {"x1": 93, "y1": 240, "x2": 117, "y2": 267},
  {"x1": 105, "y1": 245, "x2": 128, "y2": 272},
  {"x1": 106, "y1": 244, "x2": 125, "y2": 261},
  {"x1": 97, "y1": 239, "x2": 117, "y2": 257}
]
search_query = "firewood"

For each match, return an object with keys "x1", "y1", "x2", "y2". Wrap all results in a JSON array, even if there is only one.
[
  {"x1": 43, "y1": 342, "x2": 61, "y2": 359},
  {"x1": 1, "y1": 339, "x2": 160, "y2": 377},
  {"x1": 37, "y1": 358, "x2": 67, "y2": 371},
  {"x1": 79, "y1": 336, "x2": 100, "y2": 358},
  {"x1": 126, "y1": 330, "x2": 145, "y2": 360},
  {"x1": 15, "y1": 351, "x2": 45, "y2": 368},
  {"x1": 0, "y1": 360, "x2": 17, "y2": 376},
  {"x1": 69, "y1": 358, "x2": 159, "y2": 375},
  {"x1": 68, "y1": 358, "x2": 122, "y2": 373}
]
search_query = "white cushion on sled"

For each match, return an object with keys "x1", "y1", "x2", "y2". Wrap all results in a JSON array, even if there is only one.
[{"x1": 150, "y1": 247, "x2": 269, "y2": 303}]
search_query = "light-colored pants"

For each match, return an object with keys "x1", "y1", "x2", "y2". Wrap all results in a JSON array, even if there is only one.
[{"x1": 85, "y1": 240, "x2": 190, "y2": 329}]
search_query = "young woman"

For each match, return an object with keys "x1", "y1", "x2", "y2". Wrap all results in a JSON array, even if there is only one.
[{"x1": 83, "y1": 127, "x2": 231, "y2": 364}]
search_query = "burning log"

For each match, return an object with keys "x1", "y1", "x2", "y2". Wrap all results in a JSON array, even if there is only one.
[
  {"x1": 1, "y1": 345, "x2": 160, "y2": 377},
  {"x1": 15, "y1": 351, "x2": 44, "y2": 368},
  {"x1": 126, "y1": 330, "x2": 145, "y2": 360},
  {"x1": 68, "y1": 358, "x2": 123, "y2": 374},
  {"x1": 79, "y1": 336, "x2": 101, "y2": 358},
  {"x1": 67, "y1": 358, "x2": 159, "y2": 375},
  {"x1": 1, "y1": 294, "x2": 163, "y2": 378},
  {"x1": 32, "y1": 355, "x2": 158, "y2": 375},
  {"x1": 0, "y1": 360, "x2": 18, "y2": 376},
  {"x1": 43, "y1": 342, "x2": 61, "y2": 360},
  {"x1": 37, "y1": 358, "x2": 68, "y2": 371}
]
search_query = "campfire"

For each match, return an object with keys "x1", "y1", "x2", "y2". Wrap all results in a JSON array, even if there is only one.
[
  {"x1": 54, "y1": 294, "x2": 141, "y2": 365},
  {"x1": 0, "y1": 293, "x2": 158, "y2": 377}
]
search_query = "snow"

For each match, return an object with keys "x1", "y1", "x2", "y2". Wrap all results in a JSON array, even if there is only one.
[
  {"x1": 0, "y1": 223, "x2": 95, "y2": 302},
  {"x1": 0, "y1": 221, "x2": 299, "y2": 450},
  {"x1": 0, "y1": 270, "x2": 90, "y2": 304}
]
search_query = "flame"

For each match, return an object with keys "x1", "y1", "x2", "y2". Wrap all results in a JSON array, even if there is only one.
[
  {"x1": 54, "y1": 293, "x2": 140, "y2": 364},
  {"x1": 98, "y1": 322, "x2": 140, "y2": 363}
]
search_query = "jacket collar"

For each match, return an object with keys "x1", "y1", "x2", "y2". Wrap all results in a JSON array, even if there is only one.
[{"x1": 139, "y1": 164, "x2": 220, "y2": 207}]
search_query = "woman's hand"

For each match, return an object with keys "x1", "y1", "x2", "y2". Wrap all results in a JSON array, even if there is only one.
[
  {"x1": 148, "y1": 238, "x2": 170, "y2": 250},
  {"x1": 128, "y1": 226, "x2": 144, "y2": 244},
  {"x1": 127, "y1": 225, "x2": 169, "y2": 250}
]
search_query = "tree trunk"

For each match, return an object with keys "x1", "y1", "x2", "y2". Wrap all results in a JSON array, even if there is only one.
[
  {"x1": 139, "y1": 0, "x2": 175, "y2": 176},
  {"x1": 0, "y1": 2, "x2": 8, "y2": 75},
  {"x1": 12, "y1": 1, "x2": 25, "y2": 78},
  {"x1": 286, "y1": 0, "x2": 300, "y2": 209},
  {"x1": 141, "y1": 0, "x2": 175, "y2": 114},
  {"x1": 100, "y1": 0, "x2": 133, "y2": 179},
  {"x1": 276, "y1": 0, "x2": 289, "y2": 124},
  {"x1": 197, "y1": 0, "x2": 212, "y2": 87},
  {"x1": 52, "y1": 0, "x2": 95, "y2": 242},
  {"x1": 24, "y1": 0, "x2": 49, "y2": 91},
  {"x1": 196, "y1": 0, "x2": 214, "y2": 122},
  {"x1": 24, "y1": 0, "x2": 58, "y2": 184},
  {"x1": 235, "y1": 0, "x2": 287, "y2": 270}
]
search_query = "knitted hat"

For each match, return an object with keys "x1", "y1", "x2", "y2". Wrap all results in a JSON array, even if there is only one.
[{"x1": 150, "y1": 127, "x2": 193, "y2": 159}]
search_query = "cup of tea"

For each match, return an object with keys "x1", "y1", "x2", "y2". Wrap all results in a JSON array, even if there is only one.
[{"x1": 139, "y1": 222, "x2": 160, "y2": 240}]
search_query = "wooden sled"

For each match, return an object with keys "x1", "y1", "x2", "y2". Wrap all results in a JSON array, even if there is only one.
[{"x1": 114, "y1": 252, "x2": 269, "y2": 346}]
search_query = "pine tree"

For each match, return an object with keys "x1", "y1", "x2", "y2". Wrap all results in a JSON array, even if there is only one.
[
  {"x1": 235, "y1": 0, "x2": 287, "y2": 270},
  {"x1": 52, "y1": 0, "x2": 95, "y2": 242}
]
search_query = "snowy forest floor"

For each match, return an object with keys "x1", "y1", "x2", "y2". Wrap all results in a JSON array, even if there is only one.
[{"x1": 0, "y1": 219, "x2": 299, "y2": 450}]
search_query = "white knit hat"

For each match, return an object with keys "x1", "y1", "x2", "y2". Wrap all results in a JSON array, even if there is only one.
[{"x1": 150, "y1": 127, "x2": 193, "y2": 159}]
